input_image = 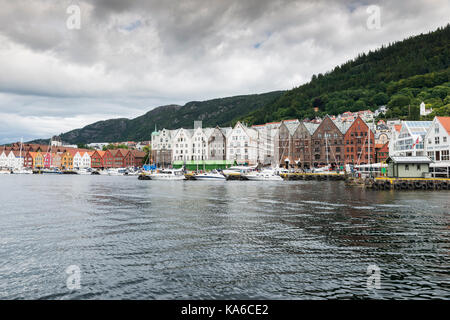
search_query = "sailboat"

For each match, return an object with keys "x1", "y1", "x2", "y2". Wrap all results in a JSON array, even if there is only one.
[{"x1": 12, "y1": 138, "x2": 32, "y2": 174}]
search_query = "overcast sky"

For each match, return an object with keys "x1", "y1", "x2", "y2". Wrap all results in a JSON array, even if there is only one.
[{"x1": 0, "y1": 0, "x2": 449, "y2": 143}]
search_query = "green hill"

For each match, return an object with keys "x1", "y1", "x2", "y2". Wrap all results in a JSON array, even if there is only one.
[
  {"x1": 47, "y1": 91, "x2": 283, "y2": 144},
  {"x1": 240, "y1": 24, "x2": 450, "y2": 124}
]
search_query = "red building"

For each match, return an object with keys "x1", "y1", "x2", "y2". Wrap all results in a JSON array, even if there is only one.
[
  {"x1": 102, "y1": 150, "x2": 114, "y2": 168},
  {"x1": 109, "y1": 149, "x2": 134, "y2": 168},
  {"x1": 90, "y1": 150, "x2": 105, "y2": 169},
  {"x1": 344, "y1": 116, "x2": 375, "y2": 165},
  {"x1": 131, "y1": 150, "x2": 146, "y2": 167},
  {"x1": 375, "y1": 142, "x2": 389, "y2": 163}
]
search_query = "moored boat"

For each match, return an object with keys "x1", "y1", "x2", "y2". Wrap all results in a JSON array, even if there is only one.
[
  {"x1": 149, "y1": 168, "x2": 185, "y2": 180},
  {"x1": 194, "y1": 170, "x2": 226, "y2": 181},
  {"x1": 243, "y1": 168, "x2": 283, "y2": 181}
]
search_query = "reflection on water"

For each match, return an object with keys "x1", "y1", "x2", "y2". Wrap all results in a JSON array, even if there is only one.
[{"x1": 0, "y1": 175, "x2": 449, "y2": 299}]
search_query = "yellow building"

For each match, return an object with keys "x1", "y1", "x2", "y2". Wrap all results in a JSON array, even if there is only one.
[
  {"x1": 61, "y1": 151, "x2": 74, "y2": 170},
  {"x1": 28, "y1": 151, "x2": 44, "y2": 169}
]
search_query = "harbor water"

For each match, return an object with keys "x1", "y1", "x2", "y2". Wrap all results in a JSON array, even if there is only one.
[{"x1": 0, "y1": 175, "x2": 449, "y2": 299}]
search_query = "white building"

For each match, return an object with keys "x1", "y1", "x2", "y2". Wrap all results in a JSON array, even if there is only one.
[
  {"x1": 172, "y1": 128, "x2": 194, "y2": 162},
  {"x1": 73, "y1": 151, "x2": 92, "y2": 169},
  {"x1": 191, "y1": 127, "x2": 207, "y2": 161},
  {"x1": 207, "y1": 127, "x2": 229, "y2": 160},
  {"x1": 389, "y1": 121, "x2": 432, "y2": 157},
  {"x1": 226, "y1": 122, "x2": 259, "y2": 165},
  {"x1": 420, "y1": 102, "x2": 433, "y2": 116},
  {"x1": 424, "y1": 117, "x2": 450, "y2": 162},
  {"x1": 0, "y1": 150, "x2": 24, "y2": 169},
  {"x1": 252, "y1": 121, "x2": 283, "y2": 166},
  {"x1": 151, "y1": 128, "x2": 174, "y2": 166}
]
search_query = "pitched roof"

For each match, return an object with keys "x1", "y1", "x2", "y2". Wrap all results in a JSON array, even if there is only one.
[{"x1": 437, "y1": 117, "x2": 450, "y2": 135}]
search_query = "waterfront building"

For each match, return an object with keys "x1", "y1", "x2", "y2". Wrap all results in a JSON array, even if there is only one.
[
  {"x1": 424, "y1": 117, "x2": 450, "y2": 163},
  {"x1": 151, "y1": 128, "x2": 173, "y2": 167},
  {"x1": 226, "y1": 122, "x2": 259, "y2": 165},
  {"x1": 43, "y1": 152, "x2": 53, "y2": 168},
  {"x1": 344, "y1": 116, "x2": 375, "y2": 165},
  {"x1": 206, "y1": 126, "x2": 228, "y2": 161},
  {"x1": 131, "y1": 150, "x2": 146, "y2": 167},
  {"x1": 73, "y1": 151, "x2": 92, "y2": 169},
  {"x1": 52, "y1": 153, "x2": 62, "y2": 169},
  {"x1": 102, "y1": 150, "x2": 114, "y2": 168},
  {"x1": 191, "y1": 126, "x2": 208, "y2": 161},
  {"x1": 172, "y1": 128, "x2": 194, "y2": 162},
  {"x1": 386, "y1": 156, "x2": 432, "y2": 178},
  {"x1": 61, "y1": 151, "x2": 74, "y2": 170},
  {"x1": 253, "y1": 121, "x2": 283, "y2": 166},
  {"x1": 375, "y1": 143, "x2": 389, "y2": 163},
  {"x1": 276, "y1": 120, "x2": 299, "y2": 167},
  {"x1": 0, "y1": 150, "x2": 7, "y2": 168},
  {"x1": 91, "y1": 150, "x2": 105, "y2": 169},
  {"x1": 311, "y1": 116, "x2": 347, "y2": 168},
  {"x1": 389, "y1": 121, "x2": 432, "y2": 157}
]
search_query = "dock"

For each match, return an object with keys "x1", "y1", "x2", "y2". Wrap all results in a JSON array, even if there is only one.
[
  {"x1": 280, "y1": 173, "x2": 347, "y2": 181},
  {"x1": 363, "y1": 177, "x2": 450, "y2": 190}
]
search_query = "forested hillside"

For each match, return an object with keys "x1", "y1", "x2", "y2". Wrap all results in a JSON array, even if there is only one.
[{"x1": 240, "y1": 24, "x2": 450, "y2": 124}]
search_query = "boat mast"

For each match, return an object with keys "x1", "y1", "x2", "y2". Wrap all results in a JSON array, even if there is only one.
[
  {"x1": 325, "y1": 133, "x2": 329, "y2": 166},
  {"x1": 19, "y1": 138, "x2": 23, "y2": 169},
  {"x1": 368, "y1": 123, "x2": 371, "y2": 167}
]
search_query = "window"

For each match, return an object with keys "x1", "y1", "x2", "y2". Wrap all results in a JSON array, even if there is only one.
[
  {"x1": 417, "y1": 165, "x2": 421, "y2": 171},
  {"x1": 444, "y1": 137, "x2": 447, "y2": 143},
  {"x1": 435, "y1": 137, "x2": 440, "y2": 144},
  {"x1": 405, "y1": 165, "x2": 409, "y2": 171},
  {"x1": 442, "y1": 150, "x2": 449, "y2": 161}
]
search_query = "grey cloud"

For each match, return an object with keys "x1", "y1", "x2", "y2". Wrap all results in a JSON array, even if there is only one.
[{"x1": 0, "y1": 0, "x2": 449, "y2": 143}]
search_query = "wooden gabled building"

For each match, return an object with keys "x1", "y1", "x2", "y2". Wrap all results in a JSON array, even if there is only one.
[
  {"x1": 311, "y1": 116, "x2": 347, "y2": 168},
  {"x1": 343, "y1": 116, "x2": 376, "y2": 165}
]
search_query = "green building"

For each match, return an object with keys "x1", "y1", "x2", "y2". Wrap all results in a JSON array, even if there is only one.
[
  {"x1": 386, "y1": 156, "x2": 432, "y2": 178},
  {"x1": 173, "y1": 160, "x2": 236, "y2": 171}
]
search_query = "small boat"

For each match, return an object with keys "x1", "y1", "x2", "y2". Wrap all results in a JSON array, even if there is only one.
[
  {"x1": 42, "y1": 168, "x2": 62, "y2": 174},
  {"x1": 194, "y1": 170, "x2": 226, "y2": 181},
  {"x1": 149, "y1": 168, "x2": 185, "y2": 180},
  {"x1": 0, "y1": 169, "x2": 11, "y2": 175},
  {"x1": 107, "y1": 168, "x2": 128, "y2": 176},
  {"x1": 243, "y1": 168, "x2": 283, "y2": 181},
  {"x1": 12, "y1": 168, "x2": 33, "y2": 174},
  {"x1": 76, "y1": 168, "x2": 93, "y2": 175},
  {"x1": 222, "y1": 165, "x2": 257, "y2": 177}
]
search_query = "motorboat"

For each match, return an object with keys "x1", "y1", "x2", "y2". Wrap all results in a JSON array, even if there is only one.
[
  {"x1": 0, "y1": 169, "x2": 12, "y2": 175},
  {"x1": 76, "y1": 168, "x2": 93, "y2": 175},
  {"x1": 12, "y1": 168, "x2": 33, "y2": 174},
  {"x1": 107, "y1": 168, "x2": 128, "y2": 176},
  {"x1": 41, "y1": 168, "x2": 62, "y2": 174},
  {"x1": 222, "y1": 165, "x2": 257, "y2": 177},
  {"x1": 194, "y1": 170, "x2": 226, "y2": 181},
  {"x1": 149, "y1": 168, "x2": 186, "y2": 180},
  {"x1": 243, "y1": 168, "x2": 283, "y2": 181}
]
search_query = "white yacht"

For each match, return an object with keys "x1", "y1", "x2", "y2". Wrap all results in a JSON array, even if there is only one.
[
  {"x1": 243, "y1": 168, "x2": 283, "y2": 181},
  {"x1": 76, "y1": 168, "x2": 93, "y2": 175},
  {"x1": 222, "y1": 165, "x2": 257, "y2": 177},
  {"x1": 107, "y1": 168, "x2": 128, "y2": 176},
  {"x1": 0, "y1": 169, "x2": 12, "y2": 175},
  {"x1": 149, "y1": 169, "x2": 186, "y2": 180},
  {"x1": 12, "y1": 168, "x2": 33, "y2": 175},
  {"x1": 194, "y1": 170, "x2": 226, "y2": 181}
]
